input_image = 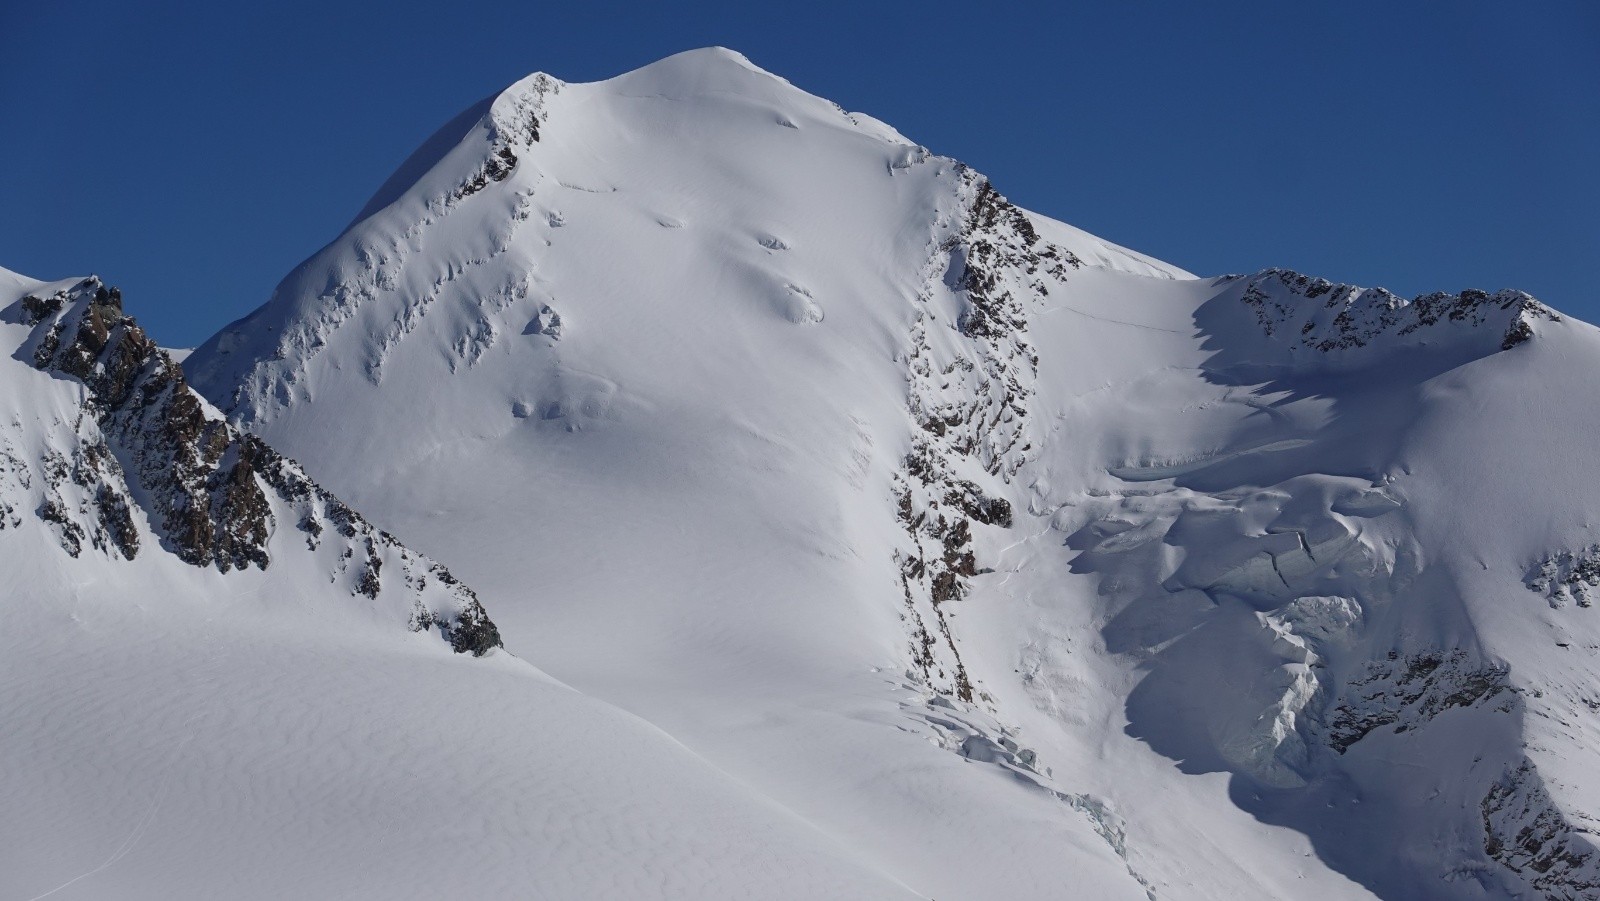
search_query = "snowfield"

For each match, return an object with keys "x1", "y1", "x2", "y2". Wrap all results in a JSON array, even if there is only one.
[
  {"x1": 8, "y1": 47, "x2": 1600, "y2": 899},
  {"x1": 0, "y1": 268, "x2": 934, "y2": 900}
]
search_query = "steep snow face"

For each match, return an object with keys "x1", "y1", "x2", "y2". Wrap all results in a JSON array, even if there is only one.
[
  {"x1": 0, "y1": 267, "x2": 948, "y2": 901},
  {"x1": 188, "y1": 48, "x2": 1599, "y2": 900},
  {"x1": 189, "y1": 47, "x2": 1187, "y2": 445},
  {"x1": 183, "y1": 48, "x2": 1188, "y2": 900}
]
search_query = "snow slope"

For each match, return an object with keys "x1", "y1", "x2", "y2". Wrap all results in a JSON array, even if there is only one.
[
  {"x1": 0, "y1": 267, "x2": 938, "y2": 900},
  {"x1": 164, "y1": 46, "x2": 1600, "y2": 899}
]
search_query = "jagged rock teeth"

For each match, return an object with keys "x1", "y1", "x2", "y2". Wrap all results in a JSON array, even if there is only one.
[
  {"x1": 1237, "y1": 267, "x2": 1559, "y2": 357},
  {"x1": 7, "y1": 278, "x2": 503, "y2": 655}
]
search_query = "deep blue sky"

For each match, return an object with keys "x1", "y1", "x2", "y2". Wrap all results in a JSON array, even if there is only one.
[{"x1": 2, "y1": 1, "x2": 1596, "y2": 346}]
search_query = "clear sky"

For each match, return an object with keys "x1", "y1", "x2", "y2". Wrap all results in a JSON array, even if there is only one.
[{"x1": 2, "y1": 0, "x2": 1596, "y2": 346}]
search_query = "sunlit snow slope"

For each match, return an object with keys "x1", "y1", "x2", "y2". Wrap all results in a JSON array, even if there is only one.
[
  {"x1": 0, "y1": 266, "x2": 931, "y2": 900},
  {"x1": 188, "y1": 48, "x2": 1600, "y2": 900}
]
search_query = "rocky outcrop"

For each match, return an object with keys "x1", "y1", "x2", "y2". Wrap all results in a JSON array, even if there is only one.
[
  {"x1": 1323, "y1": 649, "x2": 1511, "y2": 754},
  {"x1": 1232, "y1": 267, "x2": 1558, "y2": 362},
  {"x1": 448, "y1": 74, "x2": 555, "y2": 206},
  {"x1": 955, "y1": 180, "x2": 1079, "y2": 348},
  {"x1": 23, "y1": 426, "x2": 141, "y2": 561},
  {"x1": 1482, "y1": 759, "x2": 1600, "y2": 899},
  {"x1": 1527, "y1": 545, "x2": 1600, "y2": 609},
  {"x1": 525, "y1": 303, "x2": 563, "y2": 339},
  {"x1": 7, "y1": 277, "x2": 501, "y2": 654},
  {"x1": 23, "y1": 277, "x2": 278, "y2": 571},
  {"x1": 893, "y1": 172, "x2": 1074, "y2": 699}
]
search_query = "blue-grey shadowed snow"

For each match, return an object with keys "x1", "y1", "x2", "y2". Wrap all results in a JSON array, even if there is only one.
[{"x1": 1063, "y1": 270, "x2": 1568, "y2": 897}]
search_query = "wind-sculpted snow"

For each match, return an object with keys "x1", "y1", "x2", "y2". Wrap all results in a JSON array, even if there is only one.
[
  {"x1": 188, "y1": 76, "x2": 561, "y2": 413},
  {"x1": 0, "y1": 569, "x2": 928, "y2": 901}
]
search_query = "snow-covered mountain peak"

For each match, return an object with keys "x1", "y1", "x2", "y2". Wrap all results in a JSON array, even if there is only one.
[
  {"x1": 599, "y1": 46, "x2": 786, "y2": 97},
  {"x1": 169, "y1": 49, "x2": 1600, "y2": 899},
  {"x1": 350, "y1": 48, "x2": 893, "y2": 229},
  {"x1": 189, "y1": 48, "x2": 1190, "y2": 443}
]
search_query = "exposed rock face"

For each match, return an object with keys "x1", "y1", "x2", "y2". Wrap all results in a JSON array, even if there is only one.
[
  {"x1": 894, "y1": 172, "x2": 1073, "y2": 700},
  {"x1": 955, "y1": 180, "x2": 1079, "y2": 347},
  {"x1": 1528, "y1": 545, "x2": 1600, "y2": 609},
  {"x1": 1323, "y1": 650, "x2": 1512, "y2": 754},
  {"x1": 443, "y1": 74, "x2": 554, "y2": 206},
  {"x1": 23, "y1": 429, "x2": 140, "y2": 561},
  {"x1": 24, "y1": 278, "x2": 257, "y2": 569},
  {"x1": 6, "y1": 277, "x2": 501, "y2": 655},
  {"x1": 1233, "y1": 267, "x2": 1559, "y2": 361},
  {"x1": 1482, "y1": 759, "x2": 1600, "y2": 900}
]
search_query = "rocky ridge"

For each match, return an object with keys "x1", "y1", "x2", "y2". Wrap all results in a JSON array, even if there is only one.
[
  {"x1": 894, "y1": 170, "x2": 1073, "y2": 700},
  {"x1": 6, "y1": 276, "x2": 500, "y2": 654},
  {"x1": 1229, "y1": 267, "x2": 1560, "y2": 365}
]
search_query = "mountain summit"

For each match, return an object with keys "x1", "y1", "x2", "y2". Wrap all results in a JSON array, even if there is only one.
[{"x1": 13, "y1": 49, "x2": 1600, "y2": 900}]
